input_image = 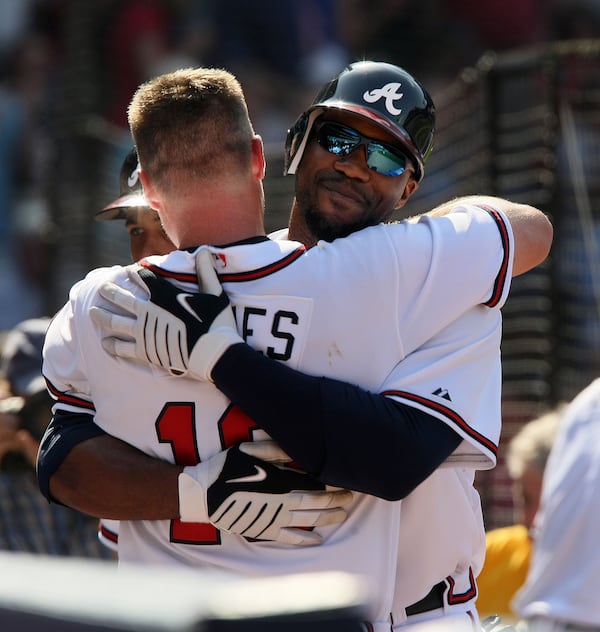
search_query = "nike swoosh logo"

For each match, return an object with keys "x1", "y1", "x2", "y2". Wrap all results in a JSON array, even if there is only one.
[
  {"x1": 226, "y1": 466, "x2": 267, "y2": 484},
  {"x1": 176, "y1": 293, "x2": 203, "y2": 323}
]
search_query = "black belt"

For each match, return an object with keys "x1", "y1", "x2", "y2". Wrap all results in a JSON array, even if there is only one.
[{"x1": 405, "y1": 581, "x2": 446, "y2": 617}]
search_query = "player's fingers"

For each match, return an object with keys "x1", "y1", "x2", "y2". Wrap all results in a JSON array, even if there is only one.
[
  {"x1": 97, "y1": 281, "x2": 138, "y2": 314},
  {"x1": 89, "y1": 305, "x2": 112, "y2": 329},
  {"x1": 277, "y1": 527, "x2": 323, "y2": 547},
  {"x1": 238, "y1": 440, "x2": 292, "y2": 464},
  {"x1": 90, "y1": 306, "x2": 137, "y2": 338},
  {"x1": 290, "y1": 507, "x2": 348, "y2": 528},
  {"x1": 195, "y1": 249, "x2": 222, "y2": 296},
  {"x1": 294, "y1": 489, "x2": 354, "y2": 511},
  {"x1": 101, "y1": 336, "x2": 138, "y2": 359}
]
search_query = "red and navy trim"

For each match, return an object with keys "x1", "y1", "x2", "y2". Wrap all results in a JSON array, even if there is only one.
[
  {"x1": 381, "y1": 389, "x2": 497, "y2": 458},
  {"x1": 475, "y1": 204, "x2": 511, "y2": 308},
  {"x1": 99, "y1": 522, "x2": 119, "y2": 546},
  {"x1": 446, "y1": 567, "x2": 477, "y2": 605},
  {"x1": 140, "y1": 247, "x2": 306, "y2": 285},
  {"x1": 44, "y1": 376, "x2": 96, "y2": 412},
  {"x1": 217, "y1": 247, "x2": 306, "y2": 283},
  {"x1": 139, "y1": 259, "x2": 197, "y2": 284}
]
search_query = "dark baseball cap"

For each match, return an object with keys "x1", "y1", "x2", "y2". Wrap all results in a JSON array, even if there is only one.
[
  {"x1": 95, "y1": 148, "x2": 150, "y2": 221},
  {"x1": 0, "y1": 317, "x2": 51, "y2": 397}
]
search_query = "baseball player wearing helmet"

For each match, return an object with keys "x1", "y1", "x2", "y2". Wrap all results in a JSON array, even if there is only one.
[
  {"x1": 95, "y1": 147, "x2": 175, "y2": 262},
  {"x1": 39, "y1": 65, "x2": 551, "y2": 630},
  {"x1": 94, "y1": 150, "x2": 345, "y2": 556}
]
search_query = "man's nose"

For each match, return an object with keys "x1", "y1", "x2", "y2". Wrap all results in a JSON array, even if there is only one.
[{"x1": 333, "y1": 144, "x2": 371, "y2": 180}]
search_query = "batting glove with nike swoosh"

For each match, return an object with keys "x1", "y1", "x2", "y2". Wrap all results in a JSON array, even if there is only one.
[
  {"x1": 89, "y1": 248, "x2": 242, "y2": 381},
  {"x1": 179, "y1": 444, "x2": 353, "y2": 546}
]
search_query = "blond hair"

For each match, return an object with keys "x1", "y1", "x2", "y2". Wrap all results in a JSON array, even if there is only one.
[
  {"x1": 128, "y1": 67, "x2": 255, "y2": 192},
  {"x1": 506, "y1": 404, "x2": 566, "y2": 480}
]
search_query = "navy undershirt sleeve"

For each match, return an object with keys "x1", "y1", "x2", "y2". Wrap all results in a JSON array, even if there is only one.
[
  {"x1": 37, "y1": 410, "x2": 107, "y2": 503},
  {"x1": 212, "y1": 344, "x2": 462, "y2": 500}
]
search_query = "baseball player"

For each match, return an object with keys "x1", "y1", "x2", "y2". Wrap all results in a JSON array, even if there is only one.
[
  {"x1": 95, "y1": 147, "x2": 175, "y2": 262},
  {"x1": 94, "y1": 149, "x2": 349, "y2": 554},
  {"x1": 40, "y1": 65, "x2": 552, "y2": 630}
]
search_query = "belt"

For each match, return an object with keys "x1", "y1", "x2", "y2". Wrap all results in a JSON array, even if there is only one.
[{"x1": 405, "y1": 581, "x2": 446, "y2": 617}]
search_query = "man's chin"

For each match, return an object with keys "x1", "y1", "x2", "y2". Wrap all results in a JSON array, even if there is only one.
[{"x1": 306, "y1": 209, "x2": 368, "y2": 243}]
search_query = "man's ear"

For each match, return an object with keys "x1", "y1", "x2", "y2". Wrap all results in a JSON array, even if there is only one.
[
  {"x1": 251, "y1": 135, "x2": 266, "y2": 180},
  {"x1": 139, "y1": 169, "x2": 161, "y2": 211},
  {"x1": 394, "y1": 177, "x2": 420, "y2": 210}
]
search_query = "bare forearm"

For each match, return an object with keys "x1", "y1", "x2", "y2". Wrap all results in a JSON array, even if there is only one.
[
  {"x1": 49, "y1": 434, "x2": 183, "y2": 520},
  {"x1": 417, "y1": 196, "x2": 553, "y2": 276}
]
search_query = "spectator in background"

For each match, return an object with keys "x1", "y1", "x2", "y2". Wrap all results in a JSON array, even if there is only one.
[
  {"x1": 0, "y1": 317, "x2": 112, "y2": 558},
  {"x1": 204, "y1": 0, "x2": 349, "y2": 144},
  {"x1": 477, "y1": 406, "x2": 563, "y2": 623},
  {"x1": 99, "y1": 0, "x2": 172, "y2": 132},
  {"x1": 0, "y1": 30, "x2": 57, "y2": 330},
  {"x1": 513, "y1": 379, "x2": 600, "y2": 630}
]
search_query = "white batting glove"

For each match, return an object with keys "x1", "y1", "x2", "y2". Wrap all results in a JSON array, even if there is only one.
[
  {"x1": 179, "y1": 443, "x2": 353, "y2": 546},
  {"x1": 89, "y1": 249, "x2": 242, "y2": 381},
  {"x1": 239, "y1": 439, "x2": 302, "y2": 464}
]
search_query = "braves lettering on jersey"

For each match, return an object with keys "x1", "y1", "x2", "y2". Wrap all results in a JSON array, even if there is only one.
[{"x1": 43, "y1": 204, "x2": 513, "y2": 630}]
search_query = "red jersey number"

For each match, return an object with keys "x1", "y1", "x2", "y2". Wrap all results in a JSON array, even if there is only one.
[{"x1": 156, "y1": 402, "x2": 258, "y2": 545}]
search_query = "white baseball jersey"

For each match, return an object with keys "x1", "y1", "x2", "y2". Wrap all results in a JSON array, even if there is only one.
[
  {"x1": 380, "y1": 308, "x2": 503, "y2": 625},
  {"x1": 513, "y1": 378, "x2": 600, "y2": 628},
  {"x1": 43, "y1": 203, "x2": 513, "y2": 628}
]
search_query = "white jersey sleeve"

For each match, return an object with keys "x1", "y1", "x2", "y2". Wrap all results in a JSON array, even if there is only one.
[
  {"x1": 42, "y1": 267, "x2": 124, "y2": 415},
  {"x1": 371, "y1": 204, "x2": 513, "y2": 468},
  {"x1": 379, "y1": 305, "x2": 503, "y2": 468},
  {"x1": 383, "y1": 203, "x2": 513, "y2": 354}
]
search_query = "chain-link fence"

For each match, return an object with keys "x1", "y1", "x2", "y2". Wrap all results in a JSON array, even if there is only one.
[{"x1": 399, "y1": 40, "x2": 600, "y2": 527}]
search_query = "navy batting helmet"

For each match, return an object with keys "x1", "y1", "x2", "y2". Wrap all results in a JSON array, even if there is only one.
[
  {"x1": 96, "y1": 148, "x2": 149, "y2": 221},
  {"x1": 284, "y1": 61, "x2": 435, "y2": 182}
]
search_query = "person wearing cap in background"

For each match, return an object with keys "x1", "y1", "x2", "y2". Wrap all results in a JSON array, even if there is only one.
[
  {"x1": 38, "y1": 63, "x2": 552, "y2": 630},
  {"x1": 0, "y1": 317, "x2": 112, "y2": 557},
  {"x1": 94, "y1": 148, "x2": 174, "y2": 553},
  {"x1": 96, "y1": 148, "x2": 174, "y2": 262},
  {"x1": 0, "y1": 318, "x2": 50, "y2": 470}
]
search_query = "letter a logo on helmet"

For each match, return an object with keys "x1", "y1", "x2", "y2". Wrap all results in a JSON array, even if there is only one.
[
  {"x1": 362, "y1": 82, "x2": 404, "y2": 116},
  {"x1": 284, "y1": 61, "x2": 435, "y2": 182}
]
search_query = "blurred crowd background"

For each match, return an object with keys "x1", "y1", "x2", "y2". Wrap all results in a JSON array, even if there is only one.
[{"x1": 0, "y1": 0, "x2": 599, "y2": 531}]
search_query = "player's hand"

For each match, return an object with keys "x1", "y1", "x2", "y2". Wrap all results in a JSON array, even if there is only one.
[
  {"x1": 89, "y1": 249, "x2": 242, "y2": 381},
  {"x1": 179, "y1": 443, "x2": 353, "y2": 546},
  {"x1": 238, "y1": 439, "x2": 296, "y2": 464}
]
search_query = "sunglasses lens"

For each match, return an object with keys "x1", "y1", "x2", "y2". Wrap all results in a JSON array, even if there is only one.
[
  {"x1": 316, "y1": 122, "x2": 409, "y2": 176},
  {"x1": 366, "y1": 143, "x2": 407, "y2": 176},
  {"x1": 316, "y1": 123, "x2": 359, "y2": 156}
]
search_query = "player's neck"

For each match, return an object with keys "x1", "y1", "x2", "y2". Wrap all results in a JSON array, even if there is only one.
[
  {"x1": 287, "y1": 200, "x2": 318, "y2": 248},
  {"x1": 176, "y1": 215, "x2": 266, "y2": 249},
  {"x1": 167, "y1": 188, "x2": 267, "y2": 249}
]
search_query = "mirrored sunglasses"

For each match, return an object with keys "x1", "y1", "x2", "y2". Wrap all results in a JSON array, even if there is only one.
[{"x1": 314, "y1": 121, "x2": 413, "y2": 176}]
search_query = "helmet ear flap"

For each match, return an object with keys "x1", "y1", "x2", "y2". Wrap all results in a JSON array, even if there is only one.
[
  {"x1": 283, "y1": 109, "x2": 322, "y2": 175},
  {"x1": 283, "y1": 113, "x2": 309, "y2": 175}
]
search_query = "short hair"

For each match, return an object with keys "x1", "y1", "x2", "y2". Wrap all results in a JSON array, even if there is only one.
[
  {"x1": 506, "y1": 404, "x2": 566, "y2": 480},
  {"x1": 128, "y1": 67, "x2": 255, "y2": 192}
]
